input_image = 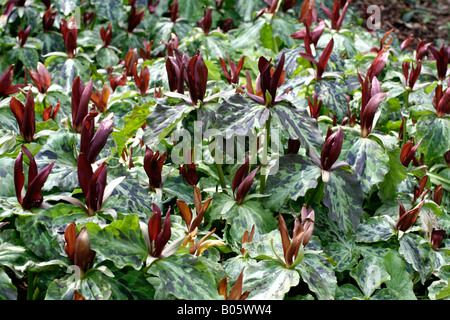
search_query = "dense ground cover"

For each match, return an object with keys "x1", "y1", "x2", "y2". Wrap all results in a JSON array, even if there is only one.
[{"x1": 0, "y1": 0, "x2": 449, "y2": 300}]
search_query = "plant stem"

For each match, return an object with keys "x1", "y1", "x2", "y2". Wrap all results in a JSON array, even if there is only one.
[
  {"x1": 27, "y1": 271, "x2": 35, "y2": 300},
  {"x1": 260, "y1": 113, "x2": 272, "y2": 196},
  {"x1": 402, "y1": 90, "x2": 410, "y2": 147},
  {"x1": 215, "y1": 162, "x2": 227, "y2": 190}
]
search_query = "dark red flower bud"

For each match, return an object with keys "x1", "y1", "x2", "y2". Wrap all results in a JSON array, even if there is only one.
[
  {"x1": 139, "y1": 40, "x2": 153, "y2": 60},
  {"x1": 219, "y1": 53, "x2": 246, "y2": 85},
  {"x1": 144, "y1": 147, "x2": 167, "y2": 191},
  {"x1": 320, "y1": 0, "x2": 351, "y2": 31},
  {"x1": 64, "y1": 223, "x2": 96, "y2": 278},
  {"x1": 80, "y1": 112, "x2": 114, "y2": 164},
  {"x1": 71, "y1": 76, "x2": 93, "y2": 133},
  {"x1": 148, "y1": 203, "x2": 171, "y2": 258},
  {"x1": 28, "y1": 62, "x2": 51, "y2": 94},
  {"x1": 107, "y1": 67, "x2": 127, "y2": 92},
  {"x1": 433, "y1": 184, "x2": 443, "y2": 206},
  {"x1": 127, "y1": 5, "x2": 145, "y2": 33},
  {"x1": 197, "y1": 7, "x2": 212, "y2": 35},
  {"x1": 429, "y1": 42, "x2": 448, "y2": 81},
  {"x1": 232, "y1": 156, "x2": 261, "y2": 205},
  {"x1": 179, "y1": 162, "x2": 198, "y2": 186},
  {"x1": 400, "y1": 138, "x2": 423, "y2": 167},
  {"x1": 396, "y1": 198, "x2": 425, "y2": 232},
  {"x1": 43, "y1": 7, "x2": 57, "y2": 33},
  {"x1": 286, "y1": 138, "x2": 301, "y2": 155},
  {"x1": 18, "y1": 25, "x2": 31, "y2": 47},
  {"x1": 307, "y1": 91, "x2": 322, "y2": 119},
  {"x1": 186, "y1": 51, "x2": 208, "y2": 106},
  {"x1": 43, "y1": 101, "x2": 61, "y2": 121},
  {"x1": 431, "y1": 227, "x2": 446, "y2": 250},
  {"x1": 60, "y1": 17, "x2": 78, "y2": 58},
  {"x1": 10, "y1": 90, "x2": 36, "y2": 143},
  {"x1": 100, "y1": 23, "x2": 113, "y2": 48},
  {"x1": 0, "y1": 65, "x2": 23, "y2": 98},
  {"x1": 148, "y1": 0, "x2": 160, "y2": 14},
  {"x1": 445, "y1": 150, "x2": 450, "y2": 168},
  {"x1": 14, "y1": 145, "x2": 55, "y2": 210},
  {"x1": 133, "y1": 64, "x2": 150, "y2": 96},
  {"x1": 321, "y1": 126, "x2": 344, "y2": 172},
  {"x1": 91, "y1": 82, "x2": 111, "y2": 113}
]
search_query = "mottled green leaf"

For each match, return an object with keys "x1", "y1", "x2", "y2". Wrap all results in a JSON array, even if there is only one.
[
  {"x1": 95, "y1": 47, "x2": 120, "y2": 69},
  {"x1": 84, "y1": 215, "x2": 149, "y2": 270},
  {"x1": 0, "y1": 157, "x2": 15, "y2": 197},
  {"x1": 45, "y1": 55, "x2": 92, "y2": 94},
  {"x1": 148, "y1": 253, "x2": 222, "y2": 300},
  {"x1": 323, "y1": 168, "x2": 365, "y2": 232},
  {"x1": 378, "y1": 148, "x2": 407, "y2": 202},
  {"x1": 350, "y1": 256, "x2": 391, "y2": 298},
  {"x1": 0, "y1": 268, "x2": 17, "y2": 300},
  {"x1": 398, "y1": 233, "x2": 433, "y2": 284},
  {"x1": 415, "y1": 116, "x2": 450, "y2": 162},
  {"x1": 382, "y1": 251, "x2": 416, "y2": 300},
  {"x1": 345, "y1": 137, "x2": 390, "y2": 194},
  {"x1": 35, "y1": 129, "x2": 78, "y2": 192},
  {"x1": 355, "y1": 215, "x2": 397, "y2": 243},
  {"x1": 297, "y1": 254, "x2": 337, "y2": 300},
  {"x1": 242, "y1": 260, "x2": 300, "y2": 300},
  {"x1": 264, "y1": 154, "x2": 321, "y2": 210},
  {"x1": 314, "y1": 78, "x2": 349, "y2": 123}
]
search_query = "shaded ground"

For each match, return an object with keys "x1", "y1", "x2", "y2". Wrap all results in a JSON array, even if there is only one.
[{"x1": 351, "y1": 0, "x2": 449, "y2": 46}]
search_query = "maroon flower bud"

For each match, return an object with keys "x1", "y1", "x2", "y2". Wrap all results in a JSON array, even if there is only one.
[
  {"x1": 0, "y1": 65, "x2": 23, "y2": 98},
  {"x1": 434, "y1": 184, "x2": 443, "y2": 206},
  {"x1": 148, "y1": 0, "x2": 160, "y2": 13},
  {"x1": 71, "y1": 76, "x2": 93, "y2": 133},
  {"x1": 18, "y1": 25, "x2": 31, "y2": 47},
  {"x1": 43, "y1": 101, "x2": 61, "y2": 121},
  {"x1": 232, "y1": 156, "x2": 261, "y2": 205},
  {"x1": 64, "y1": 223, "x2": 96, "y2": 278},
  {"x1": 91, "y1": 82, "x2": 111, "y2": 113},
  {"x1": 320, "y1": 0, "x2": 351, "y2": 31},
  {"x1": 139, "y1": 39, "x2": 153, "y2": 60},
  {"x1": 400, "y1": 138, "x2": 423, "y2": 167},
  {"x1": 445, "y1": 150, "x2": 450, "y2": 168},
  {"x1": 431, "y1": 227, "x2": 446, "y2": 250},
  {"x1": 169, "y1": 0, "x2": 180, "y2": 23},
  {"x1": 299, "y1": 38, "x2": 334, "y2": 80},
  {"x1": 107, "y1": 67, "x2": 127, "y2": 92},
  {"x1": 321, "y1": 126, "x2": 344, "y2": 172},
  {"x1": 396, "y1": 199, "x2": 425, "y2": 232},
  {"x1": 144, "y1": 147, "x2": 167, "y2": 191},
  {"x1": 133, "y1": 64, "x2": 150, "y2": 96},
  {"x1": 127, "y1": 5, "x2": 145, "y2": 33},
  {"x1": 219, "y1": 53, "x2": 246, "y2": 85},
  {"x1": 10, "y1": 90, "x2": 36, "y2": 143},
  {"x1": 307, "y1": 91, "x2": 322, "y2": 119},
  {"x1": 429, "y1": 42, "x2": 448, "y2": 81},
  {"x1": 100, "y1": 23, "x2": 113, "y2": 48},
  {"x1": 60, "y1": 17, "x2": 78, "y2": 58},
  {"x1": 177, "y1": 186, "x2": 212, "y2": 233},
  {"x1": 28, "y1": 62, "x2": 51, "y2": 94},
  {"x1": 148, "y1": 203, "x2": 171, "y2": 258},
  {"x1": 186, "y1": 50, "x2": 208, "y2": 106},
  {"x1": 179, "y1": 162, "x2": 198, "y2": 186},
  {"x1": 43, "y1": 7, "x2": 57, "y2": 33},
  {"x1": 286, "y1": 138, "x2": 301, "y2": 155},
  {"x1": 197, "y1": 7, "x2": 212, "y2": 35},
  {"x1": 14, "y1": 145, "x2": 55, "y2": 210}
]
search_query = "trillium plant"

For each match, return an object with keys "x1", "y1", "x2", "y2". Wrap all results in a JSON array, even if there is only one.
[{"x1": 0, "y1": 0, "x2": 449, "y2": 302}]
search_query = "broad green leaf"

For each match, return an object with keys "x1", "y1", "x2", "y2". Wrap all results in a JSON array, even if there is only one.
[
  {"x1": 345, "y1": 137, "x2": 390, "y2": 194},
  {"x1": 92, "y1": 0, "x2": 125, "y2": 24},
  {"x1": 355, "y1": 215, "x2": 397, "y2": 243},
  {"x1": 271, "y1": 100, "x2": 323, "y2": 152},
  {"x1": 382, "y1": 251, "x2": 417, "y2": 300},
  {"x1": 264, "y1": 154, "x2": 321, "y2": 210},
  {"x1": 223, "y1": 199, "x2": 278, "y2": 251},
  {"x1": 297, "y1": 254, "x2": 337, "y2": 300},
  {"x1": 335, "y1": 283, "x2": 365, "y2": 300},
  {"x1": 45, "y1": 55, "x2": 92, "y2": 94},
  {"x1": 242, "y1": 260, "x2": 300, "y2": 300},
  {"x1": 349, "y1": 256, "x2": 391, "y2": 298},
  {"x1": 323, "y1": 168, "x2": 365, "y2": 232},
  {"x1": 0, "y1": 268, "x2": 17, "y2": 300},
  {"x1": 143, "y1": 102, "x2": 194, "y2": 148},
  {"x1": 314, "y1": 78, "x2": 349, "y2": 123},
  {"x1": 35, "y1": 129, "x2": 79, "y2": 192},
  {"x1": 378, "y1": 148, "x2": 407, "y2": 202},
  {"x1": 428, "y1": 280, "x2": 450, "y2": 300},
  {"x1": 398, "y1": 233, "x2": 433, "y2": 284},
  {"x1": 0, "y1": 157, "x2": 15, "y2": 197},
  {"x1": 84, "y1": 215, "x2": 149, "y2": 270},
  {"x1": 95, "y1": 47, "x2": 120, "y2": 69},
  {"x1": 415, "y1": 116, "x2": 450, "y2": 162},
  {"x1": 324, "y1": 240, "x2": 361, "y2": 272},
  {"x1": 147, "y1": 253, "x2": 223, "y2": 300}
]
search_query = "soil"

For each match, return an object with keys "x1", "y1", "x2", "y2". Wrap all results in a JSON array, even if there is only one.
[{"x1": 350, "y1": 0, "x2": 449, "y2": 46}]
